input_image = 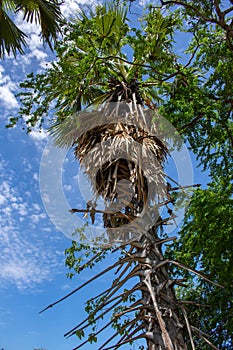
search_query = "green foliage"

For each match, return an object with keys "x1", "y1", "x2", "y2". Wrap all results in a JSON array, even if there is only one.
[
  {"x1": 0, "y1": 5, "x2": 27, "y2": 57},
  {"x1": 0, "y1": 0, "x2": 63, "y2": 58},
  {"x1": 8, "y1": 2, "x2": 181, "y2": 131},
  {"x1": 65, "y1": 225, "x2": 112, "y2": 279},
  {"x1": 166, "y1": 183, "x2": 233, "y2": 348}
]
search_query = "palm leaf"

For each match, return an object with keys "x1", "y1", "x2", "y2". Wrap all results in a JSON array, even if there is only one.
[
  {"x1": 2, "y1": 0, "x2": 16, "y2": 12},
  {"x1": 0, "y1": 7, "x2": 27, "y2": 57},
  {"x1": 15, "y1": 0, "x2": 63, "y2": 49}
]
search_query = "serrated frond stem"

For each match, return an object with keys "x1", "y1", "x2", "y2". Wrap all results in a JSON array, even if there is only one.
[
  {"x1": 154, "y1": 259, "x2": 224, "y2": 288},
  {"x1": 40, "y1": 258, "x2": 129, "y2": 313},
  {"x1": 143, "y1": 272, "x2": 174, "y2": 350},
  {"x1": 179, "y1": 305, "x2": 195, "y2": 350},
  {"x1": 65, "y1": 284, "x2": 141, "y2": 338},
  {"x1": 101, "y1": 328, "x2": 145, "y2": 350},
  {"x1": 113, "y1": 304, "x2": 145, "y2": 318}
]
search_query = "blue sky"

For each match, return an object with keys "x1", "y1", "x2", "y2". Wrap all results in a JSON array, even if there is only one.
[{"x1": 0, "y1": 1, "x2": 210, "y2": 349}]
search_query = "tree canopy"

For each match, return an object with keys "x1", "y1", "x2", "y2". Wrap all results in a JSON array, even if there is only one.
[{"x1": 6, "y1": 1, "x2": 233, "y2": 349}]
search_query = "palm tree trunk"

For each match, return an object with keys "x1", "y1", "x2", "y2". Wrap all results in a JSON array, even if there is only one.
[
  {"x1": 137, "y1": 233, "x2": 187, "y2": 350},
  {"x1": 52, "y1": 85, "x2": 189, "y2": 348},
  {"x1": 74, "y1": 97, "x2": 188, "y2": 349}
]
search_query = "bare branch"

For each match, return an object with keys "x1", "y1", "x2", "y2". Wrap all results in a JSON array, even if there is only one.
[
  {"x1": 223, "y1": 6, "x2": 233, "y2": 16},
  {"x1": 180, "y1": 305, "x2": 195, "y2": 350},
  {"x1": 101, "y1": 326, "x2": 145, "y2": 350},
  {"x1": 156, "y1": 236, "x2": 177, "y2": 245},
  {"x1": 180, "y1": 300, "x2": 212, "y2": 308},
  {"x1": 191, "y1": 326, "x2": 219, "y2": 350},
  {"x1": 160, "y1": 0, "x2": 218, "y2": 24},
  {"x1": 113, "y1": 304, "x2": 144, "y2": 318},
  {"x1": 169, "y1": 184, "x2": 201, "y2": 191},
  {"x1": 154, "y1": 259, "x2": 224, "y2": 288},
  {"x1": 39, "y1": 257, "x2": 130, "y2": 313}
]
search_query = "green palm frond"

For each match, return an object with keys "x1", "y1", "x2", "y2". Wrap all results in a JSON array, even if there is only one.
[
  {"x1": 89, "y1": 91, "x2": 112, "y2": 107},
  {"x1": 76, "y1": 2, "x2": 128, "y2": 55},
  {"x1": 0, "y1": 7, "x2": 27, "y2": 57},
  {"x1": 0, "y1": 0, "x2": 63, "y2": 57},
  {"x1": 15, "y1": 0, "x2": 63, "y2": 49},
  {"x1": 95, "y1": 3, "x2": 127, "y2": 39},
  {"x1": 49, "y1": 113, "x2": 81, "y2": 148},
  {"x1": 1, "y1": 0, "x2": 16, "y2": 12}
]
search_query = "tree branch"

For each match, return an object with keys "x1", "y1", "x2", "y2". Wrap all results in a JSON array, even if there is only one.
[
  {"x1": 160, "y1": 0, "x2": 218, "y2": 24},
  {"x1": 154, "y1": 259, "x2": 224, "y2": 288},
  {"x1": 191, "y1": 326, "x2": 219, "y2": 350},
  {"x1": 39, "y1": 257, "x2": 132, "y2": 313},
  {"x1": 180, "y1": 304, "x2": 195, "y2": 350}
]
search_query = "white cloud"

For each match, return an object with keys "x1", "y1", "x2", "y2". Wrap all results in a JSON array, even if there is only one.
[
  {"x1": 61, "y1": 0, "x2": 98, "y2": 19},
  {"x1": 0, "y1": 65, "x2": 19, "y2": 110},
  {"x1": 29, "y1": 128, "x2": 48, "y2": 142},
  {"x1": 27, "y1": 34, "x2": 44, "y2": 52},
  {"x1": 32, "y1": 203, "x2": 41, "y2": 211},
  {"x1": 42, "y1": 227, "x2": 52, "y2": 233},
  {"x1": 15, "y1": 12, "x2": 41, "y2": 36},
  {"x1": 64, "y1": 184, "x2": 72, "y2": 192},
  {"x1": 28, "y1": 128, "x2": 49, "y2": 151},
  {"x1": 29, "y1": 48, "x2": 48, "y2": 61},
  {"x1": 31, "y1": 213, "x2": 47, "y2": 224},
  {"x1": 0, "y1": 157, "x2": 62, "y2": 290},
  {"x1": 32, "y1": 172, "x2": 39, "y2": 181},
  {"x1": 61, "y1": 0, "x2": 81, "y2": 18},
  {"x1": 0, "y1": 194, "x2": 5, "y2": 205}
]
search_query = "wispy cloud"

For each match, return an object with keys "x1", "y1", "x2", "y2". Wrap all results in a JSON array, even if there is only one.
[
  {"x1": 0, "y1": 0, "x2": 101, "y2": 290},
  {"x1": 0, "y1": 157, "x2": 62, "y2": 290}
]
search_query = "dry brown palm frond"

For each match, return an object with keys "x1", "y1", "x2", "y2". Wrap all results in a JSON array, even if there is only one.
[
  {"x1": 71, "y1": 102, "x2": 169, "y2": 236},
  {"x1": 51, "y1": 99, "x2": 169, "y2": 236}
]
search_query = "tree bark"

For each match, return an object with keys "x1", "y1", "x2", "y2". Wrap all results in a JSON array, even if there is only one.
[{"x1": 135, "y1": 232, "x2": 187, "y2": 350}]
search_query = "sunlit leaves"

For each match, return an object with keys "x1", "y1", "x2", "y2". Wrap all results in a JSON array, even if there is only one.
[
  {"x1": 166, "y1": 183, "x2": 233, "y2": 348},
  {"x1": 0, "y1": 0, "x2": 63, "y2": 57},
  {"x1": 0, "y1": 6, "x2": 27, "y2": 57},
  {"x1": 12, "y1": 2, "x2": 182, "y2": 133}
]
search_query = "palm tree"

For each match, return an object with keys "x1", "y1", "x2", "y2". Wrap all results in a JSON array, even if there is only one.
[
  {"x1": 19, "y1": 3, "x2": 220, "y2": 349},
  {"x1": 0, "y1": 0, "x2": 63, "y2": 58},
  {"x1": 49, "y1": 4, "x2": 189, "y2": 349}
]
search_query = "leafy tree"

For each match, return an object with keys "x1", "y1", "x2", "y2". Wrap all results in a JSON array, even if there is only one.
[
  {"x1": 154, "y1": 1, "x2": 233, "y2": 348},
  {"x1": 0, "y1": 0, "x2": 63, "y2": 58},
  {"x1": 7, "y1": 1, "x2": 233, "y2": 349}
]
